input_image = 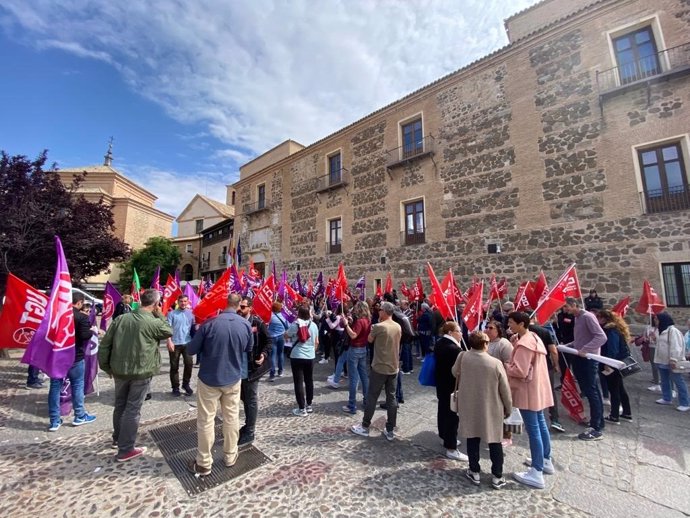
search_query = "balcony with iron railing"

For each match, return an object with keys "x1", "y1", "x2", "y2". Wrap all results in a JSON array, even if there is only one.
[
  {"x1": 243, "y1": 199, "x2": 270, "y2": 215},
  {"x1": 315, "y1": 167, "x2": 350, "y2": 193},
  {"x1": 326, "y1": 241, "x2": 342, "y2": 255},
  {"x1": 596, "y1": 42, "x2": 690, "y2": 99},
  {"x1": 400, "y1": 228, "x2": 426, "y2": 246},
  {"x1": 386, "y1": 135, "x2": 435, "y2": 169},
  {"x1": 639, "y1": 186, "x2": 690, "y2": 215}
]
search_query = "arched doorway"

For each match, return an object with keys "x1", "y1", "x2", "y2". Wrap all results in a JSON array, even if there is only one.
[{"x1": 182, "y1": 264, "x2": 193, "y2": 281}]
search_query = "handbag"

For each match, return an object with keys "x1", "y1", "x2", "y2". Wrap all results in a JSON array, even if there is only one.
[
  {"x1": 672, "y1": 360, "x2": 690, "y2": 373},
  {"x1": 619, "y1": 355, "x2": 641, "y2": 377},
  {"x1": 503, "y1": 408, "x2": 523, "y2": 434},
  {"x1": 450, "y1": 353, "x2": 464, "y2": 413},
  {"x1": 418, "y1": 354, "x2": 436, "y2": 387}
]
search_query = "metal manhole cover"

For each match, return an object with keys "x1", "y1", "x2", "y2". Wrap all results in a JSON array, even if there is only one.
[{"x1": 150, "y1": 418, "x2": 271, "y2": 496}]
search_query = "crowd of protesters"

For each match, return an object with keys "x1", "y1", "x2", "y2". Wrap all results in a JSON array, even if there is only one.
[{"x1": 24, "y1": 284, "x2": 690, "y2": 490}]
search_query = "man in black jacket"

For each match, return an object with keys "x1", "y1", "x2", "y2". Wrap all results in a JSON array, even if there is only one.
[
  {"x1": 237, "y1": 297, "x2": 272, "y2": 445},
  {"x1": 47, "y1": 292, "x2": 97, "y2": 431}
]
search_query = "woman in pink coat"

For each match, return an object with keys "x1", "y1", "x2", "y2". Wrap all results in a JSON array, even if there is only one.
[{"x1": 506, "y1": 311, "x2": 554, "y2": 490}]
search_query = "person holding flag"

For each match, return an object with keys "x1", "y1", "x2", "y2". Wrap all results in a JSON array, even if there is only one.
[{"x1": 47, "y1": 292, "x2": 97, "y2": 431}]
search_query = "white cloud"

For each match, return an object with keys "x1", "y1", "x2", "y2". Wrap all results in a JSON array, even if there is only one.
[{"x1": 0, "y1": 0, "x2": 538, "y2": 159}]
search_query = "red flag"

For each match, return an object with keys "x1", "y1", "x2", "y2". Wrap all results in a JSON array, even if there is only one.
[
  {"x1": 532, "y1": 271, "x2": 549, "y2": 307},
  {"x1": 306, "y1": 275, "x2": 313, "y2": 300},
  {"x1": 384, "y1": 272, "x2": 392, "y2": 295},
  {"x1": 533, "y1": 264, "x2": 582, "y2": 325},
  {"x1": 513, "y1": 281, "x2": 534, "y2": 312},
  {"x1": 253, "y1": 274, "x2": 277, "y2": 324},
  {"x1": 193, "y1": 269, "x2": 231, "y2": 324},
  {"x1": 375, "y1": 280, "x2": 383, "y2": 298},
  {"x1": 635, "y1": 280, "x2": 665, "y2": 315},
  {"x1": 462, "y1": 281, "x2": 484, "y2": 332},
  {"x1": 497, "y1": 277, "x2": 508, "y2": 299},
  {"x1": 285, "y1": 282, "x2": 302, "y2": 303},
  {"x1": 611, "y1": 296, "x2": 631, "y2": 318},
  {"x1": 427, "y1": 263, "x2": 453, "y2": 320},
  {"x1": 400, "y1": 281, "x2": 410, "y2": 299},
  {"x1": 560, "y1": 368, "x2": 586, "y2": 423},
  {"x1": 489, "y1": 274, "x2": 501, "y2": 303},
  {"x1": 440, "y1": 270, "x2": 461, "y2": 315},
  {"x1": 197, "y1": 276, "x2": 206, "y2": 298},
  {"x1": 0, "y1": 274, "x2": 49, "y2": 349},
  {"x1": 414, "y1": 277, "x2": 424, "y2": 302},
  {"x1": 334, "y1": 263, "x2": 348, "y2": 299},
  {"x1": 161, "y1": 274, "x2": 182, "y2": 315}
]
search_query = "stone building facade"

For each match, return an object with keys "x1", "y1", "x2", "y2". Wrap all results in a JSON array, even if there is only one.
[{"x1": 231, "y1": 0, "x2": 690, "y2": 316}]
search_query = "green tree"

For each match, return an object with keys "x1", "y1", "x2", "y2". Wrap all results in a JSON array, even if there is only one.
[
  {"x1": 0, "y1": 151, "x2": 130, "y2": 297},
  {"x1": 119, "y1": 236, "x2": 181, "y2": 290}
]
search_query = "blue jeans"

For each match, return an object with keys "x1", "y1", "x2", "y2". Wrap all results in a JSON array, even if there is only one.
[
  {"x1": 27, "y1": 366, "x2": 42, "y2": 385},
  {"x1": 347, "y1": 348, "x2": 369, "y2": 411},
  {"x1": 333, "y1": 349, "x2": 348, "y2": 382},
  {"x1": 270, "y1": 335, "x2": 285, "y2": 376},
  {"x1": 658, "y1": 365, "x2": 689, "y2": 406},
  {"x1": 401, "y1": 340, "x2": 413, "y2": 373},
  {"x1": 396, "y1": 371, "x2": 404, "y2": 402},
  {"x1": 520, "y1": 409, "x2": 551, "y2": 472},
  {"x1": 572, "y1": 356, "x2": 605, "y2": 431},
  {"x1": 48, "y1": 360, "x2": 86, "y2": 424}
]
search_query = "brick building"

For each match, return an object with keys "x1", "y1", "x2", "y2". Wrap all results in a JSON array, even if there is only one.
[
  {"x1": 231, "y1": 0, "x2": 690, "y2": 316},
  {"x1": 59, "y1": 146, "x2": 174, "y2": 290}
]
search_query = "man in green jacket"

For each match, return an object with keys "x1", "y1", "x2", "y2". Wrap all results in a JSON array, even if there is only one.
[{"x1": 99, "y1": 289, "x2": 173, "y2": 462}]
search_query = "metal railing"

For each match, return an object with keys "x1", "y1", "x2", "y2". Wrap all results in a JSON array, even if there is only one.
[
  {"x1": 640, "y1": 186, "x2": 690, "y2": 214},
  {"x1": 386, "y1": 135, "x2": 435, "y2": 168},
  {"x1": 315, "y1": 167, "x2": 350, "y2": 192},
  {"x1": 400, "y1": 229, "x2": 426, "y2": 246},
  {"x1": 200, "y1": 259, "x2": 210, "y2": 270},
  {"x1": 326, "y1": 242, "x2": 342, "y2": 254},
  {"x1": 243, "y1": 200, "x2": 270, "y2": 215},
  {"x1": 596, "y1": 42, "x2": 690, "y2": 93}
]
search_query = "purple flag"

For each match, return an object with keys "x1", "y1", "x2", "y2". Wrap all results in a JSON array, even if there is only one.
[
  {"x1": 100, "y1": 281, "x2": 122, "y2": 331},
  {"x1": 356, "y1": 275, "x2": 366, "y2": 301},
  {"x1": 183, "y1": 282, "x2": 200, "y2": 308},
  {"x1": 151, "y1": 266, "x2": 161, "y2": 292},
  {"x1": 174, "y1": 269, "x2": 181, "y2": 286},
  {"x1": 88, "y1": 301, "x2": 97, "y2": 327},
  {"x1": 60, "y1": 378, "x2": 73, "y2": 416},
  {"x1": 229, "y1": 265, "x2": 243, "y2": 293},
  {"x1": 312, "y1": 272, "x2": 324, "y2": 300},
  {"x1": 278, "y1": 270, "x2": 287, "y2": 301},
  {"x1": 84, "y1": 334, "x2": 99, "y2": 395},
  {"x1": 295, "y1": 273, "x2": 305, "y2": 297},
  {"x1": 21, "y1": 236, "x2": 76, "y2": 379}
]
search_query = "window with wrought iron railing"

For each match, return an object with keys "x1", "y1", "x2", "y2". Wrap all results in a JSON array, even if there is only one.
[{"x1": 638, "y1": 142, "x2": 690, "y2": 214}]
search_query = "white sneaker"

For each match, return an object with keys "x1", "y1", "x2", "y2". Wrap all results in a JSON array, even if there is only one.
[
  {"x1": 513, "y1": 467, "x2": 545, "y2": 489},
  {"x1": 647, "y1": 385, "x2": 661, "y2": 392},
  {"x1": 292, "y1": 408, "x2": 308, "y2": 417},
  {"x1": 656, "y1": 398, "x2": 674, "y2": 405},
  {"x1": 351, "y1": 424, "x2": 369, "y2": 437},
  {"x1": 677, "y1": 405, "x2": 690, "y2": 412},
  {"x1": 318, "y1": 358, "x2": 328, "y2": 365},
  {"x1": 326, "y1": 379, "x2": 340, "y2": 389},
  {"x1": 525, "y1": 457, "x2": 555, "y2": 475},
  {"x1": 382, "y1": 429, "x2": 395, "y2": 441},
  {"x1": 603, "y1": 398, "x2": 611, "y2": 407},
  {"x1": 465, "y1": 469, "x2": 480, "y2": 486},
  {"x1": 446, "y1": 449, "x2": 468, "y2": 461}
]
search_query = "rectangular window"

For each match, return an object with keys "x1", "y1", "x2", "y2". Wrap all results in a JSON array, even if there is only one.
[
  {"x1": 402, "y1": 119, "x2": 423, "y2": 158},
  {"x1": 638, "y1": 142, "x2": 690, "y2": 213},
  {"x1": 231, "y1": 191, "x2": 236, "y2": 205},
  {"x1": 662, "y1": 262, "x2": 690, "y2": 307},
  {"x1": 195, "y1": 219, "x2": 204, "y2": 233},
  {"x1": 329, "y1": 218, "x2": 342, "y2": 254},
  {"x1": 185, "y1": 244, "x2": 193, "y2": 253},
  {"x1": 329, "y1": 153, "x2": 342, "y2": 185},
  {"x1": 257, "y1": 185, "x2": 266, "y2": 209},
  {"x1": 404, "y1": 200, "x2": 425, "y2": 245},
  {"x1": 613, "y1": 26, "x2": 660, "y2": 84}
]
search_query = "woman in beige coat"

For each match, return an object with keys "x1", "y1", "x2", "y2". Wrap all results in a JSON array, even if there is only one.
[
  {"x1": 506, "y1": 311, "x2": 554, "y2": 490},
  {"x1": 451, "y1": 331, "x2": 512, "y2": 490}
]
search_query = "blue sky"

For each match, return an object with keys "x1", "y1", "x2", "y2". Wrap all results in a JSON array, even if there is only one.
[{"x1": 0, "y1": 0, "x2": 536, "y2": 219}]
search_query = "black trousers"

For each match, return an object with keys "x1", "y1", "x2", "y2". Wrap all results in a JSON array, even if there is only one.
[
  {"x1": 291, "y1": 358, "x2": 314, "y2": 409},
  {"x1": 605, "y1": 369, "x2": 631, "y2": 418},
  {"x1": 240, "y1": 378, "x2": 259, "y2": 437},
  {"x1": 169, "y1": 344, "x2": 193, "y2": 389},
  {"x1": 437, "y1": 390, "x2": 459, "y2": 450},
  {"x1": 466, "y1": 437, "x2": 504, "y2": 477}
]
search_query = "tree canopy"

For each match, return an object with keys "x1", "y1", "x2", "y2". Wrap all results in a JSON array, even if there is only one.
[
  {"x1": 119, "y1": 236, "x2": 181, "y2": 290},
  {"x1": 0, "y1": 151, "x2": 130, "y2": 296}
]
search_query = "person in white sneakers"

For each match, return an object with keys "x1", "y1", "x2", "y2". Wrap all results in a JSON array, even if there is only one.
[
  {"x1": 452, "y1": 331, "x2": 512, "y2": 489},
  {"x1": 653, "y1": 312, "x2": 689, "y2": 412}
]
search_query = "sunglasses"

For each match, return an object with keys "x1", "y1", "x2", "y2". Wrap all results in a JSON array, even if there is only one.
[{"x1": 239, "y1": 305, "x2": 248, "y2": 309}]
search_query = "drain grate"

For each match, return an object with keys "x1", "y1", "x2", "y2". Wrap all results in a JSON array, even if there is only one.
[{"x1": 149, "y1": 418, "x2": 271, "y2": 496}]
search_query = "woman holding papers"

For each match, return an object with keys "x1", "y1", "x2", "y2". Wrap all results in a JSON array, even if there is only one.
[{"x1": 597, "y1": 310, "x2": 633, "y2": 423}]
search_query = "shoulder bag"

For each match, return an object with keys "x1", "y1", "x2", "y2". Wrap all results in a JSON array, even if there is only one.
[{"x1": 450, "y1": 352, "x2": 464, "y2": 413}]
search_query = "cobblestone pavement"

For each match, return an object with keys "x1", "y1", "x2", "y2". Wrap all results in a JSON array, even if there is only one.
[{"x1": 1, "y1": 348, "x2": 689, "y2": 517}]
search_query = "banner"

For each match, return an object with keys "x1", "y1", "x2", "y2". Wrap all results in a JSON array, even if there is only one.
[
  {"x1": 462, "y1": 280, "x2": 484, "y2": 332},
  {"x1": 611, "y1": 296, "x2": 631, "y2": 318},
  {"x1": 161, "y1": 274, "x2": 182, "y2": 315},
  {"x1": 21, "y1": 236, "x2": 76, "y2": 379},
  {"x1": 0, "y1": 274, "x2": 49, "y2": 349},
  {"x1": 427, "y1": 263, "x2": 453, "y2": 320},
  {"x1": 253, "y1": 274, "x2": 276, "y2": 324},
  {"x1": 635, "y1": 280, "x2": 665, "y2": 315},
  {"x1": 532, "y1": 264, "x2": 581, "y2": 325},
  {"x1": 183, "y1": 281, "x2": 200, "y2": 308}
]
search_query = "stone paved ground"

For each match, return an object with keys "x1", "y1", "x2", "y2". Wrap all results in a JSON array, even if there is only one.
[{"x1": 0, "y1": 348, "x2": 689, "y2": 518}]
